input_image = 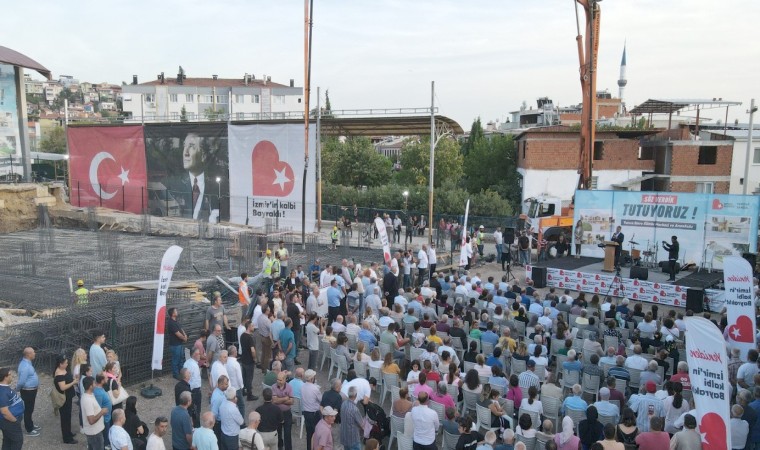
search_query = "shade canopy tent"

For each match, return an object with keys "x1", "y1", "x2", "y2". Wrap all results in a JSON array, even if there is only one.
[{"x1": 0, "y1": 46, "x2": 52, "y2": 79}]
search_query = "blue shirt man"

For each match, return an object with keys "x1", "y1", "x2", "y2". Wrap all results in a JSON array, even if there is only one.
[
  {"x1": 171, "y1": 402, "x2": 194, "y2": 450},
  {"x1": 408, "y1": 299, "x2": 423, "y2": 316},
  {"x1": 16, "y1": 355, "x2": 39, "y2": 391},
  {"x1": 94, "y1": 381, "x2": 113, "y2": 426},
  {"x1": 481, "y1": 329, "x2": 499, "y2": 346},
  {"x1": 280, "y1": 325, "x2": 296, "y2": 359},
  {"x1": 358, "y1": 327, "x2": 377, "y2": 351},
  {"x1": 327, "y1": 285, "x2": 342, "y2": 308},
  {"x1": 492, "y1": 295, "x2": 508, "y2": 309}
]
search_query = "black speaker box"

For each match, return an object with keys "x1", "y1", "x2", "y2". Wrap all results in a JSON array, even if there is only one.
[
  {"x1": 743, "y1": 252, "x2": 757, "y2": 269},
  {"x1": 686, "y1": 288, "x2": 704, "y2": 313},
  {"x1": 659, "y1": 261, "x2": 681, "y2": 273},
  {"x1": 630, "y1": 266, "x2": 648, "y2": 280},
  {"x1": 532, "y1": 266, "x2": 547, "y2": 288}
]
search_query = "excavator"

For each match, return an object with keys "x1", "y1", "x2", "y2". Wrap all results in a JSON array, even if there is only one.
[{"x1": 523, "y1": 0, "x2": 600, "y2": 246}]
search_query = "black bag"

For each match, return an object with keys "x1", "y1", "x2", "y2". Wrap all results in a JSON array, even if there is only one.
[{"x1": 364, "y1": 402, "x2": 390, "y2": 440}]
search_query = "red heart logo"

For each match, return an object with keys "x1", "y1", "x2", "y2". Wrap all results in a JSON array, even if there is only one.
[
  {"x1": 548, "y1": 275, "x2": 553, "y2": 280},
  {"x1": 712, "y1": 199, "x2": 724, "y2": 210},
  {"x1": 674, "y1": 300, "x2": 680, "y2": 305},
  {"x1": 559, "y1": 282, "x2": 564, "y2": 287},
  {"x1": 700, "y1": 412, "x2": 728, "y2": 450},
  {"x1": 559, "y1": 270, "x2": 564, "y2": 275},
  {"x1": 155, "y1": 305, "x2": 166, "y2": 334},
  {"x1": 681, "y1": 293, "x2": 686, "y2": 299},
  {"x1": 577, "y1": 272, "x2": 582, "y2": 277},
  {"x1": 527, "y1": 265, "x2": 532, "y2": 271},
  {"x1": 594, "y1": 287, "x2": 599, "y2": 293},
  {"x1": 660, "y1": 291, "x2": 666, "y2": 296},
  {"x1": 675, "y1": 286, "x2": 682, "y2": 292},
  {"x1": 640, "y1": 287, "x2": 645, "y2": 293},
  {"x1": 383, "y1": 251, "x2": 391, "y2": 264},
  {"x1": 633, "y1": 280, "x2": 640, "y2": 286},
  {"x1": 595, "y1": 274, "x2": 600, "y2": 280},
  {"x1": 582, "y1": 279, "x2": 587, "y2": 285},
  {"x1": 654, "y1": 283, "x2": 660, "y2": 289},
  {"x1": 576, "y1": 284, "x2": 581, "y2": 290},
  {"x1": 632, "y1": 293, "x2": 638, "y2": 299},
  {"x1": 565, "y1": 277, "x2": 570, "y2": 282},
  {"x1": 251, "y1": 140, "x2": 295, "y2": 196},
  {"x1": 614, "y1": 289, "x2": 619, "y2": 295},
  {"x1": 653, "y1": 296, "x2": 659, "y2": 302},
  {"x1": 728, "y1": 315, "x2": 755, "y2": 343}
]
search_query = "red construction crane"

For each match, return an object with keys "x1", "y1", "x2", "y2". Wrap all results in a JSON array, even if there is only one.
[{"x1": 574, "y1": 0, "x2": 601, "y2": 191}]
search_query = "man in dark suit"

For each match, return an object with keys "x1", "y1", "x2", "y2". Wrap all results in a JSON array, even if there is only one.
[
  {"x1": 612, "y1": 225, "x2": 624, "y2": 268},
  {"x1": 663, "y1": 236, "x2": 680, "y2": 281}
]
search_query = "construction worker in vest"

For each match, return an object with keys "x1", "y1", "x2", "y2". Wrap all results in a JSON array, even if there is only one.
[
  {"x1": 270, "y1": 252, "x2": 281, "y2": 282},
  {"x1": 263, "y1": 249, "x2": 274, "y2": 292},
  {"x1": 331, "y1": 226, "x2": 339, "y2": 250},
  {"x1": 477, "y1": 225, "x2": 485, "y2": 258},
  {"x1": 277, "y1": 240, "x2": 289, "y2": 281},
  {"x1": 75, "y1": 279, "x2": 89, "y2": 305}
]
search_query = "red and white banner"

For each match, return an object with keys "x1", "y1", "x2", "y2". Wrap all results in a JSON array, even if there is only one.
[
  {"x1": 723, "y1": 256, "x2": 756, "y2": 361},
  {"x1": 375, "y1": 217, "x2": 392, "y2": 265},
  {"x1": 684, "y1": 316, "x2": 731, "y2": 450},
  {"x1": 68, "y1": 126, "x2": 147, "y2": 214},
  {"x1": 228, "y1": 124, "x2": 316, "y2": 231},
  {"x1": 152, "y1": 245, "x2": 183, "y2": 370},
  {"x1": 459, "y1": 200, "x2": 470, "y2": 267},
  {"x1": 525, "y1": 266, "x2": 687, "y2": 306}
]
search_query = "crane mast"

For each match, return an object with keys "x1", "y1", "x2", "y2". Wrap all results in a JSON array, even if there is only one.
[{"x1": 574, "y1": 0, "x2": 601, "y2": 190}]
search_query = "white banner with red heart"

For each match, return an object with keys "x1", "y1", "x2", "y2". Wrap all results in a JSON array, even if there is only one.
[
  {"x1": 526, "y1": 265, "x2": 687, "y2": 306},
  {"x1": 228, "y1": 124, "x2": 316, "y2": 231},
  {"x1": 723, "y1": 256, "x2": 756, "y2": 361},
  {"x1": 152, "y1": 245, "x2": 183, "y2": 371},
  {"x1": 685, "y1": 316, "x2": 732, "y2": 450}
]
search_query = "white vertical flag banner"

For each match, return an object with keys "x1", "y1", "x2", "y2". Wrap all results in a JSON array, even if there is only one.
[
  {"x1": 152, "y1": 245, "x2": 184, "y2": 370},
  {"x1": 723, "y1": 256, "x2": 757, "y2": 361},
  {"x1": 374, "y1": 217, "x2": 392, "y2": 265},
  {"x1": 459, "y1": 199, "x2": 470, "y2": 267},
  {"x1": 684, "y1": 316, "x2": 731, "y2": 450}
]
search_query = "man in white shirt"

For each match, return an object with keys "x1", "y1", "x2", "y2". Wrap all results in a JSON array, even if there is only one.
[
  {"x1": 320, "y1": 265, "x2": 333, "y2": 289},
  {"x1": 81, "y1": 376, "x2": 107, "y2": 450},
  {"x1": 239, "y1": 411, "x2": 266, "y2": 450},
  {"x1": 109, "y1": 409, "x2": 133, "y2": 450},
  {"x1": 345, "y1": 315, "x2": 361, "y2": 336},
  {"x1": 226, "y1": 346, "x2": 245, "y2": 417},
  {"x1": 420, "y1": 280, "x2": 435, "y2": 300},
  {"x1": 340, "y1": 370, "x2": 373, "y2": 404},
  {"x1": 427, "y1": 244, "x2": 437, "y2": 277},
  {"x1": 537, "y1": 307, "x2": 553, "y2": 332},
  {"x1": 600, "y1": 296, "x2": 613, "y2": 313},
  {"x1": 394, "y1": 289, "x2": 408, "y2": 311},
  {"x1": 417, "y1": 244, "x2": 429, "y2": 285},
  {"x1": 454, "y1": 281, "x2": 468, "y2": 297},
  {"x1": 411, "y1": 392, "x2": 440, "y2": 450},
  {"x1": 146, "y1": 416, "x2": 168, "y2": 450},
  {"x1": 211, "y1": 350, "x2": 230, "y2": 389},
  {"x1": 330, "y1": 315, "x2": 347, "y2": 333},
  {"x1": 182, "y1": 348, "x2": 203, "y2": 427},
  {"x1": 624, "y1": 345, "x2": 649, "y2": 371}
]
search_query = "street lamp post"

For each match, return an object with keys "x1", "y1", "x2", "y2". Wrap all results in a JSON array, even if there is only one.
[
  {"x1": 215, "y1": 176, "x2": 222, "y2": 223},
  {"x1": 403, "y1": 190, "x2": 409, "y2": 252}
]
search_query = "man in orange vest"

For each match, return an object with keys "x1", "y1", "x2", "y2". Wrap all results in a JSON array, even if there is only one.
[{"x1": 239, "y1": 272, "x2": 251, "y2": 312}]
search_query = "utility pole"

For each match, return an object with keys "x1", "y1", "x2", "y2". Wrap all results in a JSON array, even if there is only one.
[
  {"x1": 428, "y1": 81, "x2": 435, "y2": 245},
  {"x1": 743, "y1": 98, "x2": 757, "y2": 195},
  {"x1": 316, "y1": 86, "x2": 322, "y2": 231}
]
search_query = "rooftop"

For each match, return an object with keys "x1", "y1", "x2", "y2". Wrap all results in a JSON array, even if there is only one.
[
  {"x1": 0, "y1": 46, "x2": 51, "y2": 79},
  {"x1": 136, "y1": 77, "x2": 294, "y2": 89},
  {"x1": 630, "y1": 98, "x2": 742, "y2": 115}
]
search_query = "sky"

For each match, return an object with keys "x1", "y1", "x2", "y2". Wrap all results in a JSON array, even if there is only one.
[{"x1": 6, "y1": 0, "x2": 760, "y2": 130}]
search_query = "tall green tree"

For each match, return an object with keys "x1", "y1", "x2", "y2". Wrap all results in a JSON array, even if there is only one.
[
  {"x1": 462, "y1": 126, "x2": 521, "y2": 213},
  {"x1": 321, "y1": 137, "x2": 392, "y2": 187},
  {"x1": 460, "y1": 117, "x2": 484, "y2": 157},
  {"x1": 39, "y1": 126, "x2": 67, "y2": 154},
  {"x1": 396, "y1": 137, "x2": 463, "y2": 188}
]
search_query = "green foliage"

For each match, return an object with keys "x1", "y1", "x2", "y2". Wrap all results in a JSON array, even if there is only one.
[
  {"x1": 395, "y1": 137, "x2": 463, "y2": 188},
  {"x1": 39, "y1": 126, "x2": 67, "y2": 154},
  {"x1": 180, "y1": 106, "x2": 188, "y2": 122},
  {"x1": 461, "y1": 122, "x2": 521, "y2": 213},
  {"x1": 323, "y1": 179, "x2": 513, "y2": 217},
  {"x1": 321, "y1": 137, "x2": 392, "y2": 187},
  {"x1": 203, "y1": 107, "x2": 224, "y2": 121},
  {"x1": 52, "y1": 87, "x2": 82, "y2": 110},
  {"x1": 460, "y1": 117, "x2": 483, "y2": 157}
]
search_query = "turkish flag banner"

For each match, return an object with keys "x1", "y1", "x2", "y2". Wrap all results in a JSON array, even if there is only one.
[
  {"x1": 723, "y1": 256, "x2": 757, "y2": 360},
  {"x1": 228, "y1": 124, "x2": 316, "y2": 231},
  {"x1": 68, "y1": 126, "x2": 148, "y2": 214},
  {"x1": 685, "y1": 316, "x2": 731, "y2": 450}
]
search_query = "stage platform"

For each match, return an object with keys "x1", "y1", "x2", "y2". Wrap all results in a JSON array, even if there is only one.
[{"x1": 526, "y1": 256, "x2": 724, "y2": 307}]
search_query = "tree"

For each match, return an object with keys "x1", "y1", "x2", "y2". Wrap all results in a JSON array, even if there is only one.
[
  {"x1": 462, "y1": 122, "x2": 521, "y2": 213},
  {"x1": 396, "y1": 136, "x2": 463, "y2": 188},
  {"x1": 460, "y1": 117, "x2": 484, "y2": 157},
  {"x1": 203, "y1": 106, "x2": 224, "y2": 121},
  {"x1": 52, "y1": 87, "x2": 81, "y2": 110},
  {"x1": 180, "y1": 105, "x2": 188, "y2": 122},
  {"x1": 321, "y1": 137, "x2": 392, "y2": 187},
  {"x1": 39, "y1": 126, "x2": 67, "y2": 154}
]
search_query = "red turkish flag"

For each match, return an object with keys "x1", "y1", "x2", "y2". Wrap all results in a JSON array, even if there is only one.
[
  {"x1": 68, "y1": 126, "x2": 147, "y2": 214},
  {"x1": 251, "y1": 140, "x2": 295, "y2": 197}
]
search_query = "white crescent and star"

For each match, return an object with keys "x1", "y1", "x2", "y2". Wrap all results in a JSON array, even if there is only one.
[
  {"x1": 89, "y1": 151, "x2": 130, "y2": 200},
  {"x1": 272, "y1": 167, "x2": 292, "y2": 190}
]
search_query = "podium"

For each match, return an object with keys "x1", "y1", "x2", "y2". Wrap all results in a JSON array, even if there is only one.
[{"x1": 602, "y1": 241, "x2": 619, "y2": 272}]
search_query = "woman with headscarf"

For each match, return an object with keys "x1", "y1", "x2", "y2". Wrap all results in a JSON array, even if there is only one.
[
  {"x1": 124, "y1": 395, "x2": 148, "y2": 449},
  {"x1": 554, "y1": 416, "x2": 580, "y2": 450},
  {"x1": 578, "y1": 405, "x2": 604, "y2": 450}
]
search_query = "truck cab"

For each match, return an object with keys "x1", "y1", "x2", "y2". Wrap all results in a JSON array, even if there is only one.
[{"x1": 523, "y1": 195, "x2": 575, "y2": 243}]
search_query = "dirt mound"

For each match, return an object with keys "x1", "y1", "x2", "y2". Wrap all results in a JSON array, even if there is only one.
[{"x1": 0, "y1": 183, "x2": 66, "y2": 233}]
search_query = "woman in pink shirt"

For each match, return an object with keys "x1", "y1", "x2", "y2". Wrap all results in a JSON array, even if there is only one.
[
  {"x1": 430, "y1": 381, "x2": 456, "y2": 410},
  {"x1": 505, "y1": 374, "x2": 523, "y2": 407}
]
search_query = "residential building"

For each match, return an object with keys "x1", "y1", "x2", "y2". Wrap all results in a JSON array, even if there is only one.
[
  {"x1": 515, "y1": 126, "x2": 658, "y2": 209},
  {"x1": 704, "y1": 130, "x2": 760, "y2": 194},
  {"x1": 121, "y1": 71, "x2": 303, "y2": 122}
]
